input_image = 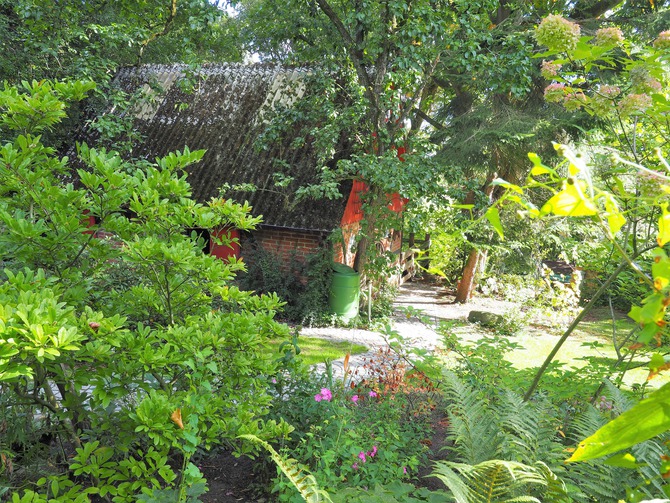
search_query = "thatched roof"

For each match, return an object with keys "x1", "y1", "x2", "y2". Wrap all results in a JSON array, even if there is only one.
[{"x1": 110, "y1": 63, "x2": 350, "y2": 232}]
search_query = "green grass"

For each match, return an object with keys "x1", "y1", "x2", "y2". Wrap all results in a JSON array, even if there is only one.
[
  {"x1": 573, "y1": 307, "x2": 637, "y2": 341},
  {"x1": 269, "y1": 336, "x2": 368, "y2": 366},
  {"x1": 451, "y1": 306, "x2": 666, "y2": 389}
]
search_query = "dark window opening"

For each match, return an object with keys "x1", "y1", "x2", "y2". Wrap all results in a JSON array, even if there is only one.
[{"x1": 186, "y1": 227, "x2": 211, "y2": 255}]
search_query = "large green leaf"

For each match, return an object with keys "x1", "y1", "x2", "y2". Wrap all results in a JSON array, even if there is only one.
[
  {"x1": 485, "y1": 206, "x2": 504, "y2": 239},
  {"x1": 541, "y1": 181, "x2": 597, "y2": 217},
  {"x1": 659, "y1": 204, "x2": 670, "y2": 247},
  {"x1": 567, "y1": 382, "x2": 670, "y2": 462}
]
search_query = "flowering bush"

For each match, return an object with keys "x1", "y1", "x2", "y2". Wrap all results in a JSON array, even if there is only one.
[
  {"x1": 654, "y1": 30, "x2": 670, "y2": 49},
  {"x1": 267, "y1": 353, "x2": 434, "y2": 501}
]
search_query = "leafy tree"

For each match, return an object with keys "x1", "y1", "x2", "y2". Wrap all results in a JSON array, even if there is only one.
[{"x1": 0, "y1": 0, "x2": 242, "y2": 84}]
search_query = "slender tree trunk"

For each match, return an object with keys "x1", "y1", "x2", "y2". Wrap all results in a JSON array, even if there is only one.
[{"x1": 455, "y1": 247, "x2": 484, "y2": 303}]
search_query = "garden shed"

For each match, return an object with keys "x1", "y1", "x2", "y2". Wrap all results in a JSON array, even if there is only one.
[{"x1": 104, "y1": 63, "x2": 405, "y2": 274}]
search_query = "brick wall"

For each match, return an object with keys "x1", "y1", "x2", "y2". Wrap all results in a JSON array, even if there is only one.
[{"x1": 240, "y1": 227, "x2": 324, "y2": 265}]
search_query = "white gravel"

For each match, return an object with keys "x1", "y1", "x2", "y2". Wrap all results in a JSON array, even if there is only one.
[{"x1": 301, "y1": 280, "x2": 516, "y2": 380}]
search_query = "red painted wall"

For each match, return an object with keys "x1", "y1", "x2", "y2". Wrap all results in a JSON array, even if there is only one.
[{"x1": 210, "y1": 227, "x2": 240, "y2": 261}]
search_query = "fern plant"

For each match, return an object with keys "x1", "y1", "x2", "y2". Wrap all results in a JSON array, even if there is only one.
[
  {"x1": 239, "y1": 434, "x2": 332, "y2": 503},
  {"x1": 442, "y1": 372, "x2": 502, "y2": 465},
  {"x1": 561, "y1": 382, "x2": 669, "y2": 502},
  {"x1": 432, "y1": 459, "x2": 568, "y2": 503},
  {"x1": 438, "y1": 373, "x2": 670, "y2": 502}
]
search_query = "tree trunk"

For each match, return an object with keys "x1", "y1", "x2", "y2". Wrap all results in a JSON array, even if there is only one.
[{"x1": 455, "y1": 247, "x2": 486, "y2": 303}]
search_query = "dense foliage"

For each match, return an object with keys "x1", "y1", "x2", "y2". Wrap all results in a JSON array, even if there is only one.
[
  {"x1": 0, "y1": 80, "x2": 293, "y2": 500},
  {"x1": 4, "y1": 0, "x2": 670, "y2": 502}
]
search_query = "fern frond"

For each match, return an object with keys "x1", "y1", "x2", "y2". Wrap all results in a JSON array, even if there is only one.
[
  {"x1": 432, "y1": 459, "x2": 561, "y2": 503},
  {"x1": 632, "y1": 438, "x2": 667, "y2": 497},
  {"x1": 563, "y1": 406, "x2": 629, "y2": 502},
  {"x1": 496, "y1": 391, "x2": 563, "y2": 466},
  {"x1": 443, "y1": 372, "x2": 501, "y2": 464},
  {"x1": 239, "y1": 434, "x2": 332, "y2": 503},
  {"x1": 601, "y1": 379, "x2": 636, "y2": 414}
]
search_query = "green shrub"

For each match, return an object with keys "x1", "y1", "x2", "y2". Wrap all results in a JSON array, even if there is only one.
[
  {"x1": 0, "y1": 80, "x2": 293, "y2": 500},
  {"x1": 238, "y1": 244, "x2": 334, "y2": 324}
]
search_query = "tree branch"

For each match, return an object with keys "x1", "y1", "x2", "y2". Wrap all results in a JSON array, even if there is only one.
[
  {"x1": 138, "y1": 0, "x2": 178, "y2": 63},
  {"x1": 314, "y1": 0, "x2": 374, "y2": 94},
  {"x1": 570, "y1": 0, "x2": 625, "y2": 19}
]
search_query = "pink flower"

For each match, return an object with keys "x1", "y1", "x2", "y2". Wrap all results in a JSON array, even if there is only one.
[
  {"x1": 352, "y1": 462, "x2": 359, "y2": 470},
  {"x1": 544, "y1": 83, "x2": 566, "y2": 103},
  {"x1": 563, "y1": 91, "x2": 587, "y2": 111},
  {"x1": 351, "y1": 395, "x2": 359, "y2": 404},
  {"x1": 403, "y1": 466, "x2": 407, "y2": 475},
  {"x1": 540, "y1": 60, "x2": 562, "y2": 79},
  {"x1": 368, "y1": 390, "x2": 378, "y2": 398},
  {"x1": 619, "y1": 93, "x2": 652, "y2": 116},
  {"x1": 654, "y1": 30, "x2": 670, "y2": 50},
  {"x1": 367, "y1": 445, "x2": 378, "y2": 458},
  {"x1": 630, "y1": 66, "x2": 662, "y2": 94},
  {"x1": 590, "y1": 85, "x2": 621, "y2": 117},
  {"x1": 314, "y1": 388, "x2": 332, "y2": 402},
  {"x1": 271, "y1": 378, "x2": 277, "y2": 384},
  {"x1": 358, "y1": 451, "x2": 367, "y2": 463}
]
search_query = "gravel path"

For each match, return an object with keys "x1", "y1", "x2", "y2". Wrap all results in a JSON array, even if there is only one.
[{"x1": 301, "y1": 279, "x2": 517, "y2": 380}]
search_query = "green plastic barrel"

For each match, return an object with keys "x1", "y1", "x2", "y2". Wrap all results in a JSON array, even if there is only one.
[{"x1": 329, "y1": 263, "x2": 360, "y2": 321}]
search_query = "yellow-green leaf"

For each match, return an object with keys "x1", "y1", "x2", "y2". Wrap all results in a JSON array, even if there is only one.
[
  {"x1": 541, "y1": 181, "x2": 597, "y2": 217},
  {"x1": 658, "y1": 204, "x2": 670, "y2": 247},
  {"x1": 604, "y1": 195, "x2": 625, "y2": 236},
  {"x1": 604, "y1": 453, "x2": 639, "y2": 469},
  {"x1": 490, "y1": 178, "x2": 522, "y2": 194},
  {"x1": 567, "y1": 382, "x2": 670, "y2": 462},
  {"x1": 485, "y1": 206, "x2": 504, "y2": 239}
]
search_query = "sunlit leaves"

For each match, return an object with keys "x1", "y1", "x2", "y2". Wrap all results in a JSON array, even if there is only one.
[
  {"x1": 485, "y1": 206, "x2": 504, "y2": 239},
  {"x1": 541, "y1": 180, "x2": 597, "y2": 217},
  {"x1": 567, "y1": 382, "x2": 670, "y2": 463},
  {"x1": 603, "y1": 195, "x2": 625, "y2": 236},
  {"x1": 658, "y1": 204, "x2": 670, "y2": 247}
]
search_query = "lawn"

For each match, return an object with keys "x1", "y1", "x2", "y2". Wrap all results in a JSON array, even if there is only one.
[
  {"x1": 449, "y1": 305, "x2": 663, "y2": 388},
  {"x1": 269, "y1": 336, "x2": 368, "y2": 366}
]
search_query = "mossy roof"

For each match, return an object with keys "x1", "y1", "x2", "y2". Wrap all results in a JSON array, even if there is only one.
[{"x1": 112, "y1": 63, "x2": 350, "y2": 232}]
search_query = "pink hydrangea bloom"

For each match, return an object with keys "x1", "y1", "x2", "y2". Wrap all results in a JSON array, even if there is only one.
[
  {"x1": 619, "y1": 93, "x2": 652, "y2": 116},
  {"x1": 544, "y1": 83, "x2": 566, "y2": 103},
  {"x1": 654, "y1": 30, "x2": 670, "y2": 50},
  {"x1": 630, "y1": 66, "x2": 662, "y2": 94},
  {"x1": 594, "y1": 27, "x2": 624, "y2": 46},
  {"x1": 541, "y1": 60, "x2": 562, "y2": 79},
  {"x1": 590, "y1": 85, "x2": 621, "y2": 116},
  {"x1": 536, "y1": 14, "x2": 581, "y2": 52}
]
